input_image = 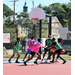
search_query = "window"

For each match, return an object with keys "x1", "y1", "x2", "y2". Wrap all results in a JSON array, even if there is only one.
[{"x1": 53, "y1": 28, "x2": 57, "y2": 34}]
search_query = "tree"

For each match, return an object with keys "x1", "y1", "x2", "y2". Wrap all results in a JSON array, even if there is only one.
[
  {"x1": 4, "y1": 16, "x2": 14, "y2": 28},
  {"x1": 20, "y1": 12, "x2": 29, "y2": 18},
  {"x1": 37, "y1": 4, "x2": 43, "y2": 8},
  {"x1": 62, "y1": 3, "x2": 71, "y2": 31},
  {"x1": 3, "y1": 4, "x2": 14, "y2": 17},
  {"x1": 37, "y1": 3, "x2": 71, "y2": 31}
]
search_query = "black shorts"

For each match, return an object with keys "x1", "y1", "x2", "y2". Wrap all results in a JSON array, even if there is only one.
[
  {"x1": 30, "y1": 52, "x2": 35, "y2": 57},
  {"x1": 44, "y1": 48, "x2": 49, "y2": 53},
  {"x1": 55, "y1": 49, "x2": 62, "y2": 54}
]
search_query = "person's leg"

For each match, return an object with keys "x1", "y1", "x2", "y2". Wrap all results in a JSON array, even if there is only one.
[
  {"x1": 24, "y1": 55, "x2": 34, "y2": 65},
  {"x1": 42, "y1": 48, "x2": 48, "y2": 61},
  {"x1": 23, "y1": 52, "x2": 35, "y2": 65},
  {"x1": 57, "y1": 54, "x2": 67, "y2": 64},
  {"x1": 43, "y1": 48, "x2": 48, "y2": 58},
  {"x1": 28, "y1": 54, "x2": 30, "y2": 59},
  {"x1": 8, "y1": 54, "x2": 15, "y2": 63},
  {"x1": 34, "y1": 53, "x2": 41, "y2": 64},
  {"x1": 44, "y1": 52, "x2": 53, "y2": 63},
  {"x1": 23, "y1": 49, "x2": 31, "y2": 61},
  {"x1": 35, "y1": 53, "x2": 41, "y2": 62},
  {"x1": 54, "y1": 50, "x2": 61, "y2": 62},
  {"x1": 57, "y1": 49, "x2": 65, "y2": 61},
  {"x1": 28, "y1": 54, "x2": 32, "y2": 59},
  {"x1": 10, "y1": 54, "x2": 15, "y2": 60},
  {"x1": 55, "y1": 49, "x2": 66, "y2": 64},
  {"x1": 26, "y1": 56, "x2": 34, "y2": 62},
  {"x1": 50, "y1": 52, "x2": 56, "y2": 63},
  {"x1": 16, "y1": 54, "x2": 20, "y2": 61},
  {"x1": 23, "y1": 52, "x2": 28, "y2": 61},
  {"x1": 54, "y1": 53, "x2": 59, "y2": 62},
  {"x1": 47, "y1": 52, "x2": 53, "y2": 60},
  {"x1": 15, "y1": 52, "x2": 20, "y2": 63},
  {"x1": 57, "y1": 54, "x2": 63, "y2": 60}
]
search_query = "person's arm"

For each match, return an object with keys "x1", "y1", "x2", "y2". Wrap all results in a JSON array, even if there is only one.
[
  {"x1": 13, "y1": 42, "x2": 17, "y2": 51},
  {"x1": 42, "y1": 46, "x2": 47, "y2": 49},
  {"x1": 40, "y1": 44, "x2": 48, "y2": 49},
  {"x1": 45, "y1": 40, "x2": 47, "y2": 46},
  {"x1": 48, "y1": 42, "x2": 56, "y2": 48},
  {"x1": 28, "y1": 40, "x2": 35, "y2": 48},
  {"x1": 29, "y1": 44, "x2": 34, "y2": 47}
]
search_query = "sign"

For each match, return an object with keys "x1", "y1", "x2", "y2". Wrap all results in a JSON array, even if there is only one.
[
  {"x1": 53, "y1": 35, "x2": 58, "y2": 42},
  {"x1": 58, "y1": 28, "x2": 68, "y2": 39},
  {"x1": 3, "y1": 33, "x2": 10, "y2": 43}
]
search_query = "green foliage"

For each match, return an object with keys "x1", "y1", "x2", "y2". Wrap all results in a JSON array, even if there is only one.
[
  {"x1": 3, "y1": 2, "x2": 71, "y2": 41},
  {"x1": 4, "y1": 16, "x2": 14, "y2": 28},
  {"x1": 38, "y1": 2, "x2": 71, "y2": 31},
  {"x1": 3, "y1": 4, "x2": 14, "y2": 17},
  {"x1": 20, "y1": 12, "x2": 29, "y2": 18}
]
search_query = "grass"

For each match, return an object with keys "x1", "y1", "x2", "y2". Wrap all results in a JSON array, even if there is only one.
[
  {"x1": 6, "y1": 49, "x2": 13, "y2": 50},
  {"x1": 58, "y1": 56, "x2": 71, "y2": 60},
  {"x1": 3, "y1": 54, "x2": 30, "y2": 59},
  {"x1": 3, "y1": 54, "x2": 71, "y2": 60}
]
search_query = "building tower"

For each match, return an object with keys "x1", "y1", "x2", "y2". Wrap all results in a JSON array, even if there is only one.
[{"x1": 23, "y1": 0, "x2": 28, "y2": 13}]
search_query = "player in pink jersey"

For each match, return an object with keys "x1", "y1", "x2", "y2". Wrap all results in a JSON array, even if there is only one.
[
  {"x1": 24, "y1": 38, "x2": 47, "y2": 65},
  {"x1": 22, "y1": 37, "x2": 35, "y2": 61}
]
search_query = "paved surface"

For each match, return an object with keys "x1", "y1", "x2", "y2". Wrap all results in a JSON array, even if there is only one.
[
  {"x1": 3, "y1": 58, "x2": 71, "y2": 75},
  {"x1": 3, "y1": 58, "x2": 51, "y2": 64}
]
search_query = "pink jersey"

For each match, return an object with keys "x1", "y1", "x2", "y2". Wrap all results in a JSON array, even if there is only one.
[
  {"x1": 58, "y1": 43, "x2": 61, "y2": 45},
  {"x1": 51, "y1": 46, "x2": 56, "y2": 51},
  {"x1": 51, "y1": 42, "x2": 61, "y2": 51},
  {"x1": 28, "y1": 40, "x2": 34, "y2": 50},
  {"x1": 31, "y1": 42, "x2": 43, "y2": 53}
]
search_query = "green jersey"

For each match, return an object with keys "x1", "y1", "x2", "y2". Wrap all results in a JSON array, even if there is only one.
[
  {"x1": 13, "y1": 41, "x2": 20, "y2": 52},
  {"x1": 52, "y1": 41, "x2": 62, "y2": 50},
  {"x1": 46, "y1": 38, "x2": 52, "y2": 46}
]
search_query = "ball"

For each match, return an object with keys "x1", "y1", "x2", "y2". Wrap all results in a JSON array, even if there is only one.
[{"x1": 61, "y1": 49, "x2": 65, "y2": 54}]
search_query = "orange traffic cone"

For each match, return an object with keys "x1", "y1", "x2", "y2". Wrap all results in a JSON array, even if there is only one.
[
  {"x1": 5, "y1": 48, "x2": 8, "y2": 55},
  {"x1": 6, "y1": 50, "x2": 8, "y2": 55}
]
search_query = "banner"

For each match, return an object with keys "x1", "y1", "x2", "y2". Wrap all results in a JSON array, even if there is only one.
[{"x1": 3, "y1": 33, "x2": 10, "y2": 43}]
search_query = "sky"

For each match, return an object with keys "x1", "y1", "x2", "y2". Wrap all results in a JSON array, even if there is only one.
[{"x1": 3, "y1": 0, "x2": 70, "y2": 13}]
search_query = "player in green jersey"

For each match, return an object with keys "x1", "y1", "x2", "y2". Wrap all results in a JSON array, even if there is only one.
[
  {"x1": 8, "y1": 38, "x2": 21, "y2": 63},
  {"x1": 41, "y1": 35, "x2": 52, "y2": 62},
  {"x1": 48, "y1": 38, "x2": 67, "y2": 64}
]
